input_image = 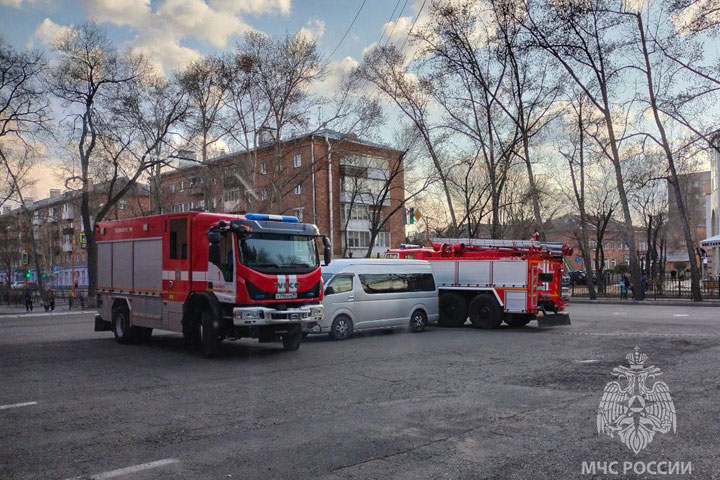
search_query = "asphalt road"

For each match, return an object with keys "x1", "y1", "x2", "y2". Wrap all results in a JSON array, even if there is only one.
[{"x1": 1, "y1": 304, "x2": 719, "y2": 479}]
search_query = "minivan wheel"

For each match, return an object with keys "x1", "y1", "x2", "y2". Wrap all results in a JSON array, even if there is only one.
[
  {"x1": 410, "y1": 310, "x2": 427, "y2": 332},
  {"x1": 330, "y1": 315, "x2": 353, "y2": 340}
]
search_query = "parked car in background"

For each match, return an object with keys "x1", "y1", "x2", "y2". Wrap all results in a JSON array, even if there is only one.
[{"x1": 312, "y1": 259, "x2": 439, "y2": 340}]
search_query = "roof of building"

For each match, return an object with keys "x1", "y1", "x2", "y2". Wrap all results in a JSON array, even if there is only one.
[
  {"x1": 0, "y1": 180, "x2": 149, "y2": 218},
  {"x1": 166, "y1": 129, "x2": 403, "y2": 175}
]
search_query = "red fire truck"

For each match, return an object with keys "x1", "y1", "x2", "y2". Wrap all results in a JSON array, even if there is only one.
[
  {"x1": 385, "y1": 238, "x2": 572, "y2": 328},
  {"x1": 94, "y1": 212, "x2": 331, "y2": 355}
]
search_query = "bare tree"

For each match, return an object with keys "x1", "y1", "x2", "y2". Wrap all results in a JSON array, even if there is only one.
[
  {"x1": 520, "y1": 0, "x2": 645, "y2": 299},
  {"x1": 355, "y1": 45, "x2": 459, "y2": 231},
  {"x1": 50, "y1": 22, "x2": 183, "y2": 303},
  {"x1": 558, "y1": 95, "x2": 597, "y2": 299}
]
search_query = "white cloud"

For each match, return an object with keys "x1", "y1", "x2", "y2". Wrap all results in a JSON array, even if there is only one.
[
  {"x1": 82, "y1": 0, "x2": 151, "y2": 28},
  {"x1": 296, "y1": 18, "x2": 325, "y2": 42},
  {"x1": 209, "y1": 0, "x2": 291, "y2": 15},
  {"x1": 312, "y1": 55, "x2": 358, "y2": 94},
  {"x1": 0, "y1": 0, "x2": 25, "y2": 7},
  {"x1": 74, "y1": 0, "x2": 288, "y2": 74},
  {"x1": 27, "y1": 18, "x2": 71, "y2": 49}
]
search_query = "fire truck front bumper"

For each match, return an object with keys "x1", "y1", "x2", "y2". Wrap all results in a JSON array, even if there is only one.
[
  {"x1": 536, "y1": 310, "x2": 571, "y2": 327},
  {"x1": 233, "y1": 305, "x2": 323, "y2": 326}
]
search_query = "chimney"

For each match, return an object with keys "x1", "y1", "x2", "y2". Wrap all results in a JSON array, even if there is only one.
[
  {"x1": 50, "y1": 189, "x2": 61, "y2": 199},
  {"x1": 24, "y1": 197, "x2": 34, "y2": 208}
]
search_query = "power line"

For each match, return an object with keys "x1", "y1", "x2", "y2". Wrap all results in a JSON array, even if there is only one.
[
  {"x1": 377, "y1": 0, "x2": 403, "y2": 46},
  {"x1": 397, "y1": 0, "x2": 427, "y2": 52},
  {"x1": 326, "y1": 0, "x2": 368, "y2": 61},
  {"x1": 382, "y1": 0, "x2": 409, "y2": 47}
]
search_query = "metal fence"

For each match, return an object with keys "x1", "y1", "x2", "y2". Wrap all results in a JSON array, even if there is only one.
[{"x1": 569, "y1": 272, "x2": 720, "y2": 300}]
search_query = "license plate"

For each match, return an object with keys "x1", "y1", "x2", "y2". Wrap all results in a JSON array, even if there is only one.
[{"x1": 276, "y1": 293, "x2": 297, "y2": 299}]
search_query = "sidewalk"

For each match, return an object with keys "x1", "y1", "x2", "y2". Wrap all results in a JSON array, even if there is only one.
[
  {"x1": 0, "y1": 304, "x2": 95, "y2": 316},
  {"x1": 570, "y1": 297, "x2": 720, "y2": 307}
]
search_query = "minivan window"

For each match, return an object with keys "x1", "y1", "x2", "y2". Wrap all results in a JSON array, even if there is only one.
[
  {"x1": 359, "y1": 273, "x2": 435, "y2": 294},
  {"x1": 326, "y1": 275, "x2": 353, "y2": 294}
]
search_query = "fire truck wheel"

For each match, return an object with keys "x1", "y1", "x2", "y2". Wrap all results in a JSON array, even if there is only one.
[
  {"x1": 200, "y1": 311, "x2": 220, "y2": 357},
  {"x1": 506, "y1": 314, "x2": 531, "y2": 327},
  {"x1": 410, "y1": 310, "x2": 427, "y2": 332},
  {"x1": 469, "y1": 295, "x2": 502, "y2": 329},
  {"x1": 112, "y1": 307, "x2": 135, "y2": 344},
  {"x1": 438, "y1": 293, "x2": 468, "y2": 328},
  {"x1": 329, "y1": 315, "x2": 353, "y2": 340},
  {"x1": 282, "y1": 325, "x2": 302, "y2": 351}
]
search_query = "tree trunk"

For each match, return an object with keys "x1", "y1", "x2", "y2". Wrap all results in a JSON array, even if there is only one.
[{"x1": 636, "y1": 12, "x2": 702, "y2": 301}]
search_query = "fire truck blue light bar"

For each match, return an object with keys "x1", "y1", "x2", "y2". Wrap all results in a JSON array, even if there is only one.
[{"x1": 245, "y1": 213, "x2": 300, "y2": 223}]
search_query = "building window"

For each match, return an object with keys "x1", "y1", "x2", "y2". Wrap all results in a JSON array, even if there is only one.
[
  {"x1": 224, "y1": 189, "x2": 240, "y2": 203},
  {"x1": 376, "y1": 231, "x2": 390, "y2": 248},
  {"x1": 294, "y1": 183, "x2": 302, "y2": 195},
  {"x1": 293, "y1": 207, "x2": 304, "y2": 222},
  {"x1": 170, "y1": 183, "x2": 175, "y2": 193},
  {"x1": 261, "y1": 189, "x2": 268, "y2": 201},
  {"x1": 346, "y1": 230, "x2": 370, "y2": 248},
  {"x1": 118, "y1": 200, "x2": 127, "y2": 210},
  {"x1": 294, "y1": 153, "x2": 302, "y2": 168},
  {"x1": 260, "y1": 162, "x2": 267, "y2": 175},
  {"x1": 178, "y1": 181, "x2": 184, "y2": 192}
]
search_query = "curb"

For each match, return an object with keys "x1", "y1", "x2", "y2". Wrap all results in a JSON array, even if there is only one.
[
  {"x1": 0, "y1": 310, "x2": 98, "y2": 318},
  {"x1": 569, "y1": 298, "x2": 720, "y2": 308}
]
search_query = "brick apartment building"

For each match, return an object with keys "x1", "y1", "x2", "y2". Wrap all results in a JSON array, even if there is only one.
[
  {"x1": 0, "y1": 183, "x2": 149, "y2": 288},
  {"x1": 160, "y1": 129, "x2": 406, "y2": 257},
  {"x1": 666, "y1": 171, "x2": 711, "y2": 274}
]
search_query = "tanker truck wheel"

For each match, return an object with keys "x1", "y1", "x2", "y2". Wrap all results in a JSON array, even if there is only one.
[
  {"x1": 469, "y1": 295, "x2": 502, "y2": 329},
  {"x1": 112, "y1": 306, "x2": 136, "y2": 344},
  {"x1": 438, "y1": 293, "x2": 468, "y2": 327},
  {"x1": 282, "y1": 325, "x2": 302, "y2": 351}
]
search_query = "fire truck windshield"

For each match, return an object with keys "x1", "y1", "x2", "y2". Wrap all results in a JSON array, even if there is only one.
[{"x1": 238, "y1": 233, "x2": 318, "y2": 273}]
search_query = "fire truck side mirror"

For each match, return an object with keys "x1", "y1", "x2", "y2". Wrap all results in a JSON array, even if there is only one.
[
  {"x1": 208, "y1": 230, "x2": 221, "y2": 265},
  {"x1": 322, "y1": 236, "x2": 332, "y2": 266}
]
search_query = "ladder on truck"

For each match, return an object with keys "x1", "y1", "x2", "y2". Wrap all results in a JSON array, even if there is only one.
[{"x1": 430, "y1": 237, "x2": 568, "y2": 255}]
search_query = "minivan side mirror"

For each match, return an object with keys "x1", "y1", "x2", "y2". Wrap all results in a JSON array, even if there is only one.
[
  {"x1": 208, "y1": 230, "x2": 221, "y2": 264},
  {"x1": 325, "y1": 286, "x2": 335, "y2": 295},
  {"x1": 322, "y1": 236, "x2": 332, "y2": 266}
]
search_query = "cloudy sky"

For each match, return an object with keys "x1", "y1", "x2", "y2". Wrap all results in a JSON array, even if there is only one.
[
  {"x1": 1, "y1": 0, "x2": 423, "y2": 75},
  {"x1": 0, "y1": 0, "x2": 427, "y2": 199}
]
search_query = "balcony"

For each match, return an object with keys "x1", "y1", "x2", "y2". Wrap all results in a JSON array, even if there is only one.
[
  {"x1": 47, "y1": 215, "x2": 57, "y2": 223},
  {"x1": 340, "y1": 164, "x2": 368, "y2": 177},
  {"x1": 188, "y1": 185, "x2": 204, "y2": 197},
  {"x1": 62, "y1": 205, "x2": 74, "y2": 220},
  {"x1": 32, "y1": 216, "x2": 42, "y2": 226}
]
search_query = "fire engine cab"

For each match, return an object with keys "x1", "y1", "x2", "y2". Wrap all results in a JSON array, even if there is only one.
[
  {"x1": 385, "y1": 238, "x2": 571, "y2": 328},
  {"x1": 94, "y1": 212, "x2": 331, "y2": 355}
]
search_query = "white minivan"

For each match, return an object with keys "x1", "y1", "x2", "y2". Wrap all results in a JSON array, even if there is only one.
[{"x1": 312, "y1": 259, "x2": 439, "y2": 340}]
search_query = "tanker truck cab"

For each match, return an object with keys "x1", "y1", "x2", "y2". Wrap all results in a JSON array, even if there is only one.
[{"x1": 95, "y1": 212, "x2": 331, "y2": 356}]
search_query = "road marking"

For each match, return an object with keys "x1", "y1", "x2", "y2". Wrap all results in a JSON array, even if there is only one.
[
  {"x1": 560, "y1": 332, "x2": 717, "y2": 338},
  {"x1": 575, "y1": 359, "x2": 599, "y2": 364},
  {"x1": 612, "y1": 312, "x2": 627, "y2": 316},
  {"x1": 64, "y1": 459, "x2": 180, "y2": 480},
  {"x1": 0, "y1": 401, "x2": 37, "y2": 410},
  {"x1": 673, "y1": 314, "x2": 690, "y2": 317}
]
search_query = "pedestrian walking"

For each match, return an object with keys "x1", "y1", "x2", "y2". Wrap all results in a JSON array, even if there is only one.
[
  {"x1": 24, "y1": 287, "x2": 33, "y2": 312},
  {"x1": 641, "y1": 275, "x2": 648, "y2": 296},
  {"x1": 68, "y1": 289, "x2": 75, "y2": 310},
  {"x1": 619, "y1": 278, "x2": 628, "y2": 300},
  {"x1": 44, "y1": 286, "x2": 55, "y2": 311}
]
